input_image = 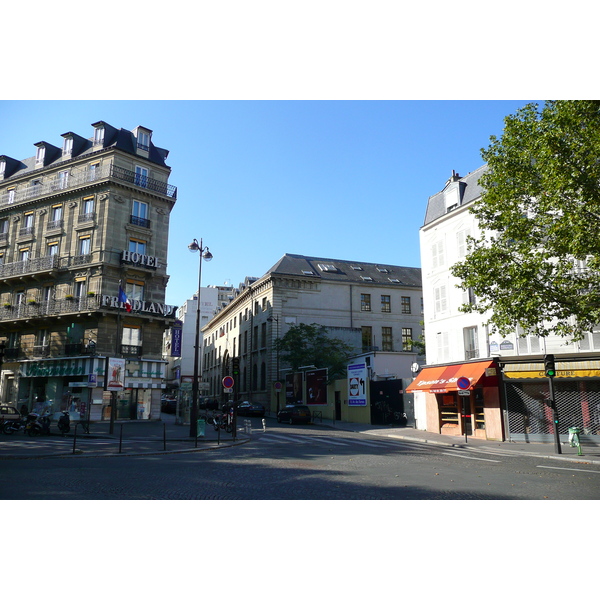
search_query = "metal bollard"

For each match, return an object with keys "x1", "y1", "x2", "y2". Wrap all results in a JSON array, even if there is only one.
[{"x1": 262, "y1": 418, "x2": 266, "y2": 432}]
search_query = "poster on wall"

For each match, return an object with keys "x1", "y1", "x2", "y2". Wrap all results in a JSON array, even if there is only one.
[
  {"x1": 348, "y1": 362, "x2": 367, "y2": 406},
  {"x1": 285, "y1": 372, "x2": 304, "y2": 403},
  {"x1": 306, "y1": 369, "x2": 328, "y2": 404},
  {"x1": 106, "y1": 357, "x2": 126, "y2": 391}
]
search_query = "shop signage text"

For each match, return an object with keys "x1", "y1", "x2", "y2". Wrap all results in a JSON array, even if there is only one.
[
  {"x1": 23, "y1": 360, "x2": 87, "y2": 377},
  {"x1": 100, "y1": 295, "x2": 177, "y2": 318}
]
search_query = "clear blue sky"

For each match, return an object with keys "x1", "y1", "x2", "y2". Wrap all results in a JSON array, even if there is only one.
[{"x1": 0, "y1": 100, "x2": 537, "y2": 306}]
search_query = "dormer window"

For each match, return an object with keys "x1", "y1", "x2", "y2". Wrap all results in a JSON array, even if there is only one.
[
  {"x1": 0, "y1": 160, "x2": 5, "y2": 177},
  {"x1": 137, "y1": 130, "x2": 150, "y2": 151},
  {"x1": 63, "y1": 136, "x2": 73, "y2": 156},
  {"x1": 36, "y1": 146, "x2": 45, "y2": 165},
  {"x1": 93, "y1": 126, "x2": 104, "y2": 146}
]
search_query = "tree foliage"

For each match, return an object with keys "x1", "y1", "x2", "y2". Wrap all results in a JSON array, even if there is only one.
[
  {"x1": 274, "y1": 323, "x2": 355, "y2": 381},
  {"x1": 450, "y1": 100, "x2": 600, "y2": 341}
]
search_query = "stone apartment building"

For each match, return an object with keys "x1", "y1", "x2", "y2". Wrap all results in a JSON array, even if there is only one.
[
  {"x1": 200, "y1": 253, "x2": 423, "y2": 421},
  {"x1": 0, "y1": 121, "x2": 177, "y2": 421}
]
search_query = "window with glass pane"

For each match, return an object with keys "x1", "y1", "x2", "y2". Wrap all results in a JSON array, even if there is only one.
[
  {"x1": 93, "y1": 127, "x2": 104, "y2": 145},
  {"x1": 129, "y1": 239, "x2": 147, "y2": 254},
  {"x1": 132, "y1": 200, "x2": 148, "y2": 219},
  {"x1": 83, "y1": 197, "x2": 94, "y2": 214},
  {"x1": 47, "y1": 242, "x2": 59, "y2": 256},
  {"x1": 402, "y1": 328, "x2": 413, "y2": 351},
  {"x1": 74, "y1": 280, "x2": 86, "y2": 298},
  {"x1": 24, "y1": 212, "x2": 33, "y2": 228},
  {"x1": 63, "y1": 137, "x2": 73, "y2": 155},
  {"x1": 78, "y1": 237, "x2": 90, "y2": 255},
  {"x1": 126, "y1": 281, "x2": 144, "y2": 301},
  {"x1": 7, "y1": 188, "x2": 15, "y2": 203},
  {"x1": 401, "y1": 296, "x2": 411, "y2": 314},
  {"x1": 19, "y1": 248, "x2": 30, "y2": 262},
  {"x1": 52, "y1": 205, "x2": 63, "y2": 221},
  {"x1": 381, "y1": 295, "x2": 391, "y2": 312},
  {"x1": 58, "y1": 170, "x2": 69, "y2": 189},
  {"x1": 361, "y1": 326, "x2": 372, "y2": 350},
  {"x1": 361, "y1": 293, "x2": 371, "y2": 311},
  {"x1": 122, "y1": 326, "x2": 141, "y2": 346},
  {"x1": 135, "y1": 166, "x2": 148, "y2": 188},
  {"x1": 382, "y1": 327, "x2": 393, "y2": 351}
]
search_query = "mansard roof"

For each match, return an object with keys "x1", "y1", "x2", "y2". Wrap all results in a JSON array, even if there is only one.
[
  {"x1": 267, "y1": 253, "x2": 421, "y2": 288},
  {"x1": 423, "y1": 164, "x2": 487, "y2": 227}
]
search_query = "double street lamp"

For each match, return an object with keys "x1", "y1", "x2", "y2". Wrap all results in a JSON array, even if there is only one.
[{"x1": 188, "y1": 238, "x2": 213, "y2": 438}]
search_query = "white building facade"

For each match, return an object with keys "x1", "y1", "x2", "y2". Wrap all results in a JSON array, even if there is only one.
[{"x1": 408, "y1": 167, "x2": 600, "y2": 444}]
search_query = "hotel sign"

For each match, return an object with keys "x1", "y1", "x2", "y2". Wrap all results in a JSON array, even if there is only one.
[{"x1": 121, "y1": 251, "x2": 160, "y2": 268}]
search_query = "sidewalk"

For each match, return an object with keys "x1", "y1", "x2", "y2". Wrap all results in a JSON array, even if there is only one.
[
  {"x1": 0, "y1": 412, "x2": 249, "y2": 459},
  {"x1": 314, "y1": 418, "x2": 600, "y2": 465}
]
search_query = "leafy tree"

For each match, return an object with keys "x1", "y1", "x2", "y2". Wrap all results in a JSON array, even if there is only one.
[
  {"x1": 274, "y1": 323, "x2": 355, "y2": 381},
  {"x1": 451, "y1": 100, "x2": 600, "y2": 342}
]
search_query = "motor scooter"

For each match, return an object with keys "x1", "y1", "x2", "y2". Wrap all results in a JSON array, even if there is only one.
[
  {"x1": 25, "y1": 412, "x2": 52, "y2": 436},
  {"x1": 57, "y1": 411, "x2": 70, "y2": 435}
]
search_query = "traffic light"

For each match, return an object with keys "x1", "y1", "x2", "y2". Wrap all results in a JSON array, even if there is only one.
[
  {"x1": 232, "y1": 357, "x2": 240, "y2": 376},
  {"x1": 544, "y1": 354, "x2": 556, "y2": 378}
]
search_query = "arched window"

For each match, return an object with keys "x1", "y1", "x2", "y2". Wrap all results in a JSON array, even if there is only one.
[{"x1": 260, "y1": 362, "x2": 266, "y2": 390}]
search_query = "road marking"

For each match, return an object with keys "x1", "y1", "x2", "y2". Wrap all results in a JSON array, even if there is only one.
[
  {"x1": 442, "y1": 451, "x2": 501, "y2": 463},
  {"x1": 536, "y1": 465, "x2": 600, "y2": 474},
  {"x1": 301, "y1": 435, "x2": 351, "y2": 446},
  {"x1": 260, "y1": 433, "x2": 311, "y2": 444}
]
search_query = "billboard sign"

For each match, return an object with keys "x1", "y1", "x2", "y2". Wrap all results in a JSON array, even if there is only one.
[{"x1": 348, "y1": 363, "x2": 367, "y2": 406}]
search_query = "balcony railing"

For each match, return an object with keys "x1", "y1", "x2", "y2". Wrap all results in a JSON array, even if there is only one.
[
  {"x1": 0, "y1": 163, "x2": 177, "y2": 208},
  {"x1": 0, "y1": 296, "x2": 101, "y2": 322},
  {"x1": 121, "y1": 344, "x2": 142, "y2": 357},
  {"x1": 0, "y1": 254, "x2": 59, "y2": 278}
]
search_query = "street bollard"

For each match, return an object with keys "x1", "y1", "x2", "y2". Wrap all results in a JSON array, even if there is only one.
[
  {"x1": 244, "y1": 419, "x2": 251, "y2": 434},
  {"x1": 262, "y1": 418, "x2": 266, "y2": 432},
  {"x1": 568, "y1": 426, "x2": 583, "y2": 456}
]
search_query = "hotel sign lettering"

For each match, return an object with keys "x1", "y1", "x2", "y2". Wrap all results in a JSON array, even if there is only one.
[{"x1": 121, "y1": 251, "x2": 160, "y2": 268}]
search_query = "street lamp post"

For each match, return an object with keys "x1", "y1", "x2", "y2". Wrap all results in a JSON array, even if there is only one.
[{"x1": 188, "y1": 238, "x2": 213, "y2": 438}]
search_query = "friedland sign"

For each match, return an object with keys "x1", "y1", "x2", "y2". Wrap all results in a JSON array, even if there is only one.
[{"x1": 100, "y1": 295, "x2": 177, "y2": 318}]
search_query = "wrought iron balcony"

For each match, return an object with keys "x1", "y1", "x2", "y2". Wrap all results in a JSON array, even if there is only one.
[
  {"x1": 0, "y1": 296, "x2": 102, "y2": 322},
  {"x1": 121, "y1": 344, "x2": 143, "y2": 357},
  {"x1": 0, "y1": 163, "x2": 177, "y2": 208}
]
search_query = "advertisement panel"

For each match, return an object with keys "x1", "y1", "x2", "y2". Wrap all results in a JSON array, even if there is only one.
[
  {"x1": 348, "y1": 363, "x2": 367, "y2": 406},
  {"x1": 306, "y1": 369, "x2": 328, "y2": 404},
  {"x1": 285, "y1": 372, "x2": 303, "y2": 404},
  {"x1": 106, "y1": 357, "x2": 126, "y2": 391}
]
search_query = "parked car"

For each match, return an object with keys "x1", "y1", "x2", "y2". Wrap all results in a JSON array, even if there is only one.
[
  {"x1": 277, "y1": 404, "x2": 311, "y2": 424},
  {"x1": 236, "y1": 401, "x2": 266, "y2": 417},
  {"x1": 198, "y1": 398, "x2": 220, "y2": 411},
  {"x1": 161, "y1": 396, "x2": 177, "y2": 414},
  {"x1": 0, "y1": 405, "x2": 21, "y2": 422}
]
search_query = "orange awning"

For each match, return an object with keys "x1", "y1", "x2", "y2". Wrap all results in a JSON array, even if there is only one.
[{"x1": 405, "y1": 360, "x2": 497, "y2": 394}]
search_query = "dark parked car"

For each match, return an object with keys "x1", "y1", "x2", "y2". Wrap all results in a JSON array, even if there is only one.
[
  {"x1": 198, "y1": 398, "x2": 219, "y2": 411},
  {"x1": 236, "y1": 401, "x2": 266, "y2": 417},
  {"x1": 277, "y1": 404, "x2": 311, "y2": 424},
  {"x1": 161, "y1": 396, "x2": 177, "y2": 414}
]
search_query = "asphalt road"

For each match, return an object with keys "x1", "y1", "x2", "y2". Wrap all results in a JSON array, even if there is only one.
[{"x1": 2, "y1": 420, "x2": 599, "y2": 500}]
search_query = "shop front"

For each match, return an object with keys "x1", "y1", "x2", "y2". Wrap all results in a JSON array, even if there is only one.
[
  {"x1": 502, "y1": 358, "x2": 600, "y2": 445},
  {"x1": 18, "y1": 356, "x2": 107, "y2": 422},
  {"x1": 406, "y1": 359, "x2": 503, "y2": 440}
]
